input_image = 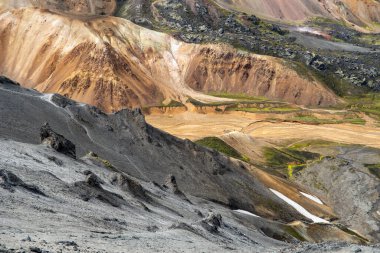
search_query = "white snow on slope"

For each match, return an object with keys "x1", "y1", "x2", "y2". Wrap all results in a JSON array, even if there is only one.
[
  {"x1": 235, "y1": 209, "x2": 261, "y2": 218},
  {"x1": 40, "y1": 94, "x2": 59, "y2": 107},
  {"x1": 300, "y1": 192, "x2": 323, "y2": 205},
  {"x1": 270, "y1": 189, "x2": 329, "y2": 224}
]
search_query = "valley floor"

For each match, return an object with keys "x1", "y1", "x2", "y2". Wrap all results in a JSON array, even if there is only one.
[{"x1": 146, "y1": 110, "x2": 380, "y2": 148}]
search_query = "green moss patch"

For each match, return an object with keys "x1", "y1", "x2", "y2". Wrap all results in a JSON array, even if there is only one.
[
  {"x1": 229, "y1": 106, "x2": 300, "y2": 113},
  {"x1": 88, "y1": 152, "x2": 118, "y2": 172},
  {"x1": 289, "y1": 140, "x2": 340, "y2": 150},
  {"x1": 195, "y1": 137, "x2": 249, "y2": 162},
  {"x1": 285, "y1": 114, "x2": 366, "y2": 125},
  {"x1": 208, "y1": 92, "x2": 268, "y2": 102},
  {"x1": 284, "y1": 226, "x2": 307, "y2": 242},
  {"x1": 263, "y1": 147, "x2": 320, "y2": 178},
  {"x1": 365, "y1": 164, "x2": 380, "y2": 179},
  {"x1": 343, "y1": 93, "x2": 380, "y2": 122}
]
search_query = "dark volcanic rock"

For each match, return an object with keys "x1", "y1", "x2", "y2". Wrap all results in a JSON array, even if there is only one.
[
  {"x1": 0, "y1": 169, "x2": 45, "y2": 196},
  {"x1": 40, "y1": 123, "x2": 76, "y2": 159},
  {"x1": 85, "y1": 173, "x2": 103, "y2": 188},
  {"x1": 164, "y1": 174, "x2": 181, "y2": 194},
  {"x1": 72, "y1": 179, "x2": 125, "y2": 207},
  {"x1": 29, "y1": 246, "x2": 42, "y2": 253},
  {"x1": 112, "y1": 173, "x2": 152, "y2": 202},
  {"x1": 49, "y1": 94, "x2": 74, "y2": 108},
  {"x1": 164, "y1": 174, "x2": 191, "y2": 203},
  {"x1": 169, "y1": 222, "x2": 203, "y2": 237},
  {"x1": 200, "y1": 212, "x2": 223, "y2": 233},
  {"x1": 0, "y1": 76, "x2": 20, "y2": 86}
]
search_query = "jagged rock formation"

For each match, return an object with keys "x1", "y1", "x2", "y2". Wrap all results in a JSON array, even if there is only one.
[
  {"x1": 0, "y1": 8, "x2": 339, "y2": 112},
  {"x1": 0, "y1": 77, "x2": 374, "y2": 252},
  {"x1": 40, "y1": 123, "x2": 76, "y2": 159}
]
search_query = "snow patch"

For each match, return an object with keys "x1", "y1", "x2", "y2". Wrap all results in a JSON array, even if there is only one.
[
  {"x1": 234, "y1": 209, "x2": 261, "y2": 218},
  {"x1": 270, "y1": 189, "x2": 329, "y2": 224},
  {"x1": 40, "y1": 94, "x2": 59, "y2": 107},
  {"x1": 300, "y1": 192, "x2": 323, "y2": 205}
]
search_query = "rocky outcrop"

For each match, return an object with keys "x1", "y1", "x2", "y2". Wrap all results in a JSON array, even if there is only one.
[
  {"x1": 294, "y1": 146, "x2": 380, "y2": 242},
  {"x1": 40, "y1": 123, "x2": 76, "y2": 159},
  {"x1": 200, "y1": 212, "x2": 223, "y2": 233},
  {"x1": 0, "y1": 75, "x2": 375, "y2": 250},
  {"x1": 0, "y1": 169, "x2": 45, "y2": 195}
]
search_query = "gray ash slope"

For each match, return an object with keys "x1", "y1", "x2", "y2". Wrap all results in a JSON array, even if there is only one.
[
  {"x1": 0, "y1": 77, "x2": 379, "y2": 252},
  {"x1": 0, "y1": 77, "x2": 303, "y2": 222}
]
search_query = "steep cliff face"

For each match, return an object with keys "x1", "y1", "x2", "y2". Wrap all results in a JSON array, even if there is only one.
[
  {"x1": 0, "y1": 8, "x2": 339, "y2": 112},
  {"x1": 214, "y1": 0, "x2": 380, "y2": 32},
  {"x1": 182, "y1": 47, "x2": 338, "y2": 106}
]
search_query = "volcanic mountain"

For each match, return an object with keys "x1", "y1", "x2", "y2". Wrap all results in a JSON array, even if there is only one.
[
  {"x1": 0, "y1": 76, "x2": 376, "y2": 252},
  {"x1": 0, "y1": 1, "x2": 380, "y2": 252},
  {"x1": 0, "y1": 0, "x2": 116, "y2": 16},
  {"x1": 214, "y1": 0, "x2": 380, "y2": 32},
  {"x1": 0, "y1": 6, "x2": 339, "y2": 112}
]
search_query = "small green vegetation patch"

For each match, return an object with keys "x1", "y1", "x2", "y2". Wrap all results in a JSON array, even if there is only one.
[
  {"x1": 287, "y1": 59, "x2": 362, "y2": 97},
  {"x1": 264, "y1": 147, "x2": 320, "y2": 178},
  {"x1": 208, "y1": 92, "x2": 268, "y2": 102},
  {"x1": 195, "y1": 137, "x2": 249, "y2": 162},
  {"x1": 289, "y1": 139, "x2": 340, "y2": 150},
  {"x1": 187, "y1": 97, "x2": 235, "y2": 107},
  {"x1": 88, "y1": 152, "x2": 118, "y2": 172},
  {"x1": 365, "y1": 164, "x2": 380, "y2": 179},
  {"x1": 226, "y1": 105, "x2": 300, "y2": 114},
  {"x1": 284, "y1": 226, "x2": 307, "y2": 242},
  {"x1": 344, "y1": 93, "x2": 380, "y2": 122},
  {"x1": 286, "y1": 115, "x2": 366, "y2": 125}
]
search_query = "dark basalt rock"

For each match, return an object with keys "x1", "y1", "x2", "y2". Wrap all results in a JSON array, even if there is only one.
[
  {"x1": 200, "y1": 212, "x2": 223, "y2": 234},
  {"x1": 111, "y1": 173, "x2": 152, "y2": 202},
  {"x1": 85, "y1": 173, "x2": 103, "y2": 188},
  {"x1": 0, "y1": 169, "x2": 45, "y2": 196},
  {"x1": 271, "y1": 24, "x2": 288, "y2": 36},
  {"x1": 163, "y1": 174, "x2": 191, "y2": 203},
  {"x1": 40, "y1": 123, "x2": 76, "y2": 159},
  {"x1": 0, "y1": 76, "x2": 20, "y2": 86},
  {"x1": 49, "y1": 94, "x2": 74, "y2": 108},
  {"x1": 169, "y1": 222, "x2": 203, "y2": 237},
  {"x1": 72, "y1": 177, "x2": 125, "y2": 207},
  {"x1": 164, "y1": 174, "x2": 181, "y2": 194}
]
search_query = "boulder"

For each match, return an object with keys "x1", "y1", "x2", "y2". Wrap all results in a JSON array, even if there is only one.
[{"x1": 40, "y1": 123, "x2": 76, "y2": 159}]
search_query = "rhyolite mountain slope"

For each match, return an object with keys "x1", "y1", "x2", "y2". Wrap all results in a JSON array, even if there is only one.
[
  {"x1": 0, "y1": 77, "x2": 378, "y2": 252},
  {"x1": 0, "y1": 1, "x2": 379, "y2": 252},
  {"x1": 0, "y1": 0, "x2": 116, "y2": 16},
  {"x1": 1, "y1": 1, "x2": 379, "y2": 112},
  {"x1": 116, "y1": 0, "x2": 380, "y2": 95},
  {"x1": 213, "y1": 0, "x2": 380, "y2": 32},
  {"x1": 0, "y1": 7, "x2": 339, "y2": 112}
]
